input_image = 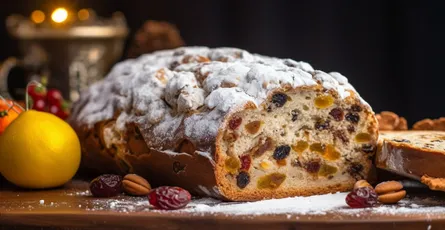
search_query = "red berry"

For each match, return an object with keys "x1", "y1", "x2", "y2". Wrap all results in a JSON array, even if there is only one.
[
  {"x1": 239, "y1": 155, "x2": 251, "y2": 171},
  {"x1": 345, "y1": 187, "x2": 378, "y2": 208},
  {"x1": 32, "y1": 99, "x2": 46, "y2": 111},
  {"x1": 27, "y1": 84, "x2": 47, "y2": 101},
  {"x1": 89, "y1": 174, "x2": 123, "y2": 198},
  {"x1": 228, "y1": 116, "x2": 242, "y2": 130},
  {"x1": 148, "y1": 186, "x2": 191, "y2": 210},
  {"x1": 47, "y1": 89, "x2": 63, "y2": 106}
]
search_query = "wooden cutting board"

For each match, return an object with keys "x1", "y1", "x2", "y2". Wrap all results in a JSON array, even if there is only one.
[{"x1": 1, "y1": 177, "x2": 445, "y2": 230}]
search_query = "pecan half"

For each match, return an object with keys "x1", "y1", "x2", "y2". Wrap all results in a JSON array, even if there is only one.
[
  {"x1": 376, "y1": 111, "x2": 408, "y2": 131},
  {"x1": 122, "y1": 174, "x2": 152, "y2": 196},
  {"x1": 413, "y1": 117, "x2": 445, "y2": 131}
]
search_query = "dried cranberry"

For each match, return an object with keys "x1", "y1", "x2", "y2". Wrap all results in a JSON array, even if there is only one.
[
  {"x1": 273, "y1": 145, "x2": 291, "y2": 160},
  {"x1": 350, "y1": 105, "x2": 363, "y2": 112},
  {"x1": 315, "y1": 119, "x2": 330, "y2": 130},
  {"x1": 271, "y1": 93, "x2": 288, "y2": 107},
  {"x1": 329, "y1": 108, "x2": 344, "y2": 121},
  {"x1": 239, "y1": 155, "x2": 251, "y2": 171},
  {"x1": 305, "y1": 161, "x2": 321, "y2": 173},
  {"x1": 228, "y1": 116, "x2": 242, "y2": 130},
  {"x1": 345, "y1": 187, "x2": 378, "y2": 208},
  {"x1": 236, "y1": 171, "x2": 250, "y2": 189},
  {"x1": 345, "y1": 113, "x2": 360, "y2": 124},
  {"x1": 291, "y1": 109, "x2": 300, "y2": 121},
  {"x1": 89, "y1": 174, "x2": 123, "y2": 198},
  {"x1": 148, "y1": 186, "x2": 191, "y2": 210}
]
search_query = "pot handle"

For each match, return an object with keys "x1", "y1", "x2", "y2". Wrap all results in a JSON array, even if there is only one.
[{"x1": 0, "y1": 57, "x2": 20, "y2": 99}]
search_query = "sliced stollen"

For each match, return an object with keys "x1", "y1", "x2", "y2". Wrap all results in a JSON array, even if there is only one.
[{"x1": 376, "y1": 131, "x2": 445, "y2": 192}]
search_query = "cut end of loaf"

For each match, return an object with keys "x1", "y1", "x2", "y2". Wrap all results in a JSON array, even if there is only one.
[{"x1": 215, "y1": 86, "x2": 378, "y2": 201}]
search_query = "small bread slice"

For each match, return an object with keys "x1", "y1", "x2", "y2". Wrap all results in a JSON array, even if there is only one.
[{"x1": 376, "y1": 130, "x2": 445, "y2": 191}]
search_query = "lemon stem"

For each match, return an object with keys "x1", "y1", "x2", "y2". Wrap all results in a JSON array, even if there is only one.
[{"x1": 25, "y1": 80, "x2": 44, "y2": 111}]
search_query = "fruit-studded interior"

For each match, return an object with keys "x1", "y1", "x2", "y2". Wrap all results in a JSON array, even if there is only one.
[{"x1": 220, "y1": 88, "x2": 377, "y2": 192}]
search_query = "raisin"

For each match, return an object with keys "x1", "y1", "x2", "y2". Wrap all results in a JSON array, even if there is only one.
[
  {"x1": 291, "y1": 109, "x2": 300, "y2": 121},
  {"x1": 271, "y1": 93, "x2": 288, "y2": 107},
  {"x1": 351, "y1": 105, "x2": 363, "y2": 112},
  {"x1": 148, "y1": 186, "x2": 191, "y2": 210},
  {"x1": 329, "y1": 108, "x2": 344, "y2": 121},
  {"x1": 305, "y1": 161, "x2": 321, "y2": 173},
  {"x1": 314, "y1": 95, "x2": 334, "y2": 109},
  {"x1": 345, "y1": 113, "x2": 360, "y2": 124},
  {"x1": 348, "y1": 163, "x2": 364, "y2": 179},
  {"x1": 355, "y1": 133, "x2": 372, "y2": 143},
  {"x1": 239, "y1": 155, "x2": 251, "y2": 171},
  {"x1": 361, "y1": 144, "x2": 375, "y2": 153},
  {"x1": 315, "y1": 119, "x2": 330, "y2": 130},
  {"x1": 225, "y1": 156, "x2": 240, "y2": 174},
  {"x1": 257, "y1": 173, "x2": 286, "y2": 189},
  {"x1": 333, "y1": 130, "x2": 349, "y2": 144},
  {"x1": 273, "y1": 145, "x2": 291, "y2": 160},
  {"x1": 292, "y1": 141, "x2": 309, "y2": 153},
  {"x1": 252, "y1": 137, "x2": 275, "y2": 157},
  {"x1": 245, "y1": 120, "x2": 263, "y2": 134},
  {"x1": 318, "y1": 164, "x2": 338, "y2": 176},
  {"x1": 173, "y1": 162, "x2": 186, "y2": 174},
  {"x1": 310, "y1": 143, "x2": 326, "y2": 154},
  {"x1": 89, "y1": 174, "x2": 123, "y2": 198},
  {"x1": 347, "y1": 125, "x2": 355, "y2": 133},
  {"x1": 236, "y1": 171, "x2": 250, "y2": 189},
  {"x1": 228, "y1": 116, "x2": 242, "y2": 130},
  {"x1": 345, "y1": 187, "x2": 378, "y2": 208}
]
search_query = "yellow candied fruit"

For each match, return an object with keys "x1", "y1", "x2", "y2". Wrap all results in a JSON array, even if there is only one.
[
  {"x1": 314, "y1": 95, "x2": 335, "y2": 109},
  {"x1": 245, "y1": 120, "x2": 263, "y2": 135},
  {"x1": 292, "y1": 141, "x2": 309, "y2": 153},
  {"x1": 318, "y1": 164, "x2": 338, "y2": 177},
  {"x1": 260, "y1": 159, "x2": 273, "y2": 170},
  {"x1": 257, "y1": 173, "x2": 286, "y2": 189},
  {"x1": 310, "y1": 143, "x2": 326, "y2": 154},
  {"x1": 355, "y1": 133, "x2": 372, "y2": 143},
  {"x1": 225, "y1": 156, "x2": 240, "y2": 174},
  {"x1": 324, "y1": 144, "x2": 341, "y2": 161}
]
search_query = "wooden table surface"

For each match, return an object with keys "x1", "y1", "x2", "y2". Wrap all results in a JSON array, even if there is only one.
[{"x1": 2, "y1": 177, "x2": 445, "y2": 230}]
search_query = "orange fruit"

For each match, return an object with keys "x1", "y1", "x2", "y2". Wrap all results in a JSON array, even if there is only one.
[{"x1": 0, "y1": 99, "x2": 23, "y2": 134}]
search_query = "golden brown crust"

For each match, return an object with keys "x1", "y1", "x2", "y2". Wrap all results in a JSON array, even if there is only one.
[
  {"x1": 421, "y1": 175, "x2": 445, "y2": 192},
  {"x1": 413, "y1": 117, "x2": 445, "y2": 131},
  {"x1": 376, "y1": 111, "x2": 408, "y2": 131}
]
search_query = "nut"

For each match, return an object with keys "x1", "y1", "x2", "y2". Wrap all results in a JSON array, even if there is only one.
[
  {"x1": 354, "y1": 180, "x2": 372, "y2": 190},
  {"x1": 122, "y1": 174, "x2": 152, "y2": 196},
  {"x1": 413, "y1": 117, "x2": 445, "y2": 131},
  {"x1": 376, "y1": 111, "x2": 408, "y2": 131},
  {"x1": 375, "y1": 181, "x2": 405, "y2": 204}
]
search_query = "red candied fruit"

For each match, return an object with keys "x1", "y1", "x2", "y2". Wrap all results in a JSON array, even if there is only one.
[
  {"x1": 148, "y1": 186, "x2": 191, "y2": 210},
  {"x1": 228, "y1": 116, "x2": 242, "y2": 130},
  {"x1": 345, "y1": 187, "x2": 378, "y2": 208},
  {"x1": 239, "y1": 155, "x2": 251, "y2": 171}
]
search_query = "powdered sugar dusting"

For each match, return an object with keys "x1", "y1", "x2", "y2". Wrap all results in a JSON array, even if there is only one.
[{"x1": 71, "y1": 46, "x2": 371, "y2": 157}]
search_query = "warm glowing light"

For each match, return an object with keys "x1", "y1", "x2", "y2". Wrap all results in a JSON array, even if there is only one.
[
  {"x1": 51, "y1": 8, "x2": 68, "y2": 23},
  {"x1": 77, "y1": 9, "x2": 90, "y2": 21},
  {"x1": 30, "y1": 10, "x2": 45, "y2": 24}
]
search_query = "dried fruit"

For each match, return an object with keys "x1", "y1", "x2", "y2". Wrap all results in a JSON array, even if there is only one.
[
  {"x1": 345, "y1": 187, "x2": 378, "y2": 208},
  {"x1": 273, "y1": 145, "x2": 291, "y2": 160},
  {"x1": 276, "y1": 159, "x2": 287, "y2": 166},
  {"x1": 291, "y1": 109, "x2": 300, "y2": 121},
  {"x1": 148, "y1": 186, "x2": 191, "y2": 210},
  {"x1": 225, "y1": 156, "x2": 240, "y2": 174},
  {"x1": 239, "y1": 155, "x2": 251, "y2": 171},
  {"x1": 345, "y1": 112, "x2": 360, "y2": 124},
  {"x1": 122, "y1": 174, "x2": 152, "y2": 196},
  {"x1": 310, "y1": 143, "x2": 326, "y2": 154},
  {"x1": 318, "y1": 164, "x2": 338, "y2": 177},
  {"x1": 260, "y1": 159, "x2": 273, "y2": 170},
  {"x1": 329, "y1": 108, "x2": 344, "y2": 121},
  {"x1": 252, "y1": 137, "x2": 275, "y2": 157},
  {"x1": 236, "y1": 171, "x2": 250, "y2": 189},
  {"x1": 245, "y1": 120, "x2": 263, "y2": 134},
  {"x1": 305, "y1": 161, "x2": 321, "y2": 173},
  {"x1": 292, "y1": 141, "x2": 309, "y2": 153},
  {"x1": 314, "y1": 119, "x2": 330, "y2": 130},
  {"x1": 257, "y1": 173, "x2": 286, "y2": 189},
  {"x1": 324, "y1": 145, "x2": 340, "y2": 161},
  {"x1": 271, "y1": 93, "x2": 288, "y2": 107},
  {"x1": 350, "y1": 105, "x2": 362, "y2": 112},
  {"x1": 355, "y1": 133, "x2": 372, "y2": 143},
  {"x1": 89, "y1": 174, "x2": 123, "y2": 198},
  {"x1": 333, "y1": 130, "x2": 348, "y2": 144},
  {"x1": 228, "y1": 116, "x2": 242, "y2": 130},
  {"x1": 314, "y1": 95, "x2": 334, "y2": 109},
  {"x1": 347, "y1": 125, "x2": 355, "y2": 133}
]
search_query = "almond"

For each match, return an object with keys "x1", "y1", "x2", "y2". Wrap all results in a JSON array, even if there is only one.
[
  {"x1": 122, "y1": 174, "x2": 151, "y2": 196},
  {"x1": 354, "y1": 180, "x2": 372, "y2": 190}
]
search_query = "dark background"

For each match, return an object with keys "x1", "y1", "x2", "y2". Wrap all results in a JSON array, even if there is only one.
[{"x1": 1, "y1": 0, "x2": 444, "y2": 124}]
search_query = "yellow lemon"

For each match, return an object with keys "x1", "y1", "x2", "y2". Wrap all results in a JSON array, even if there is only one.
[{"x1": 0, "y1": 110, "x2": 81, "y2": 188}]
